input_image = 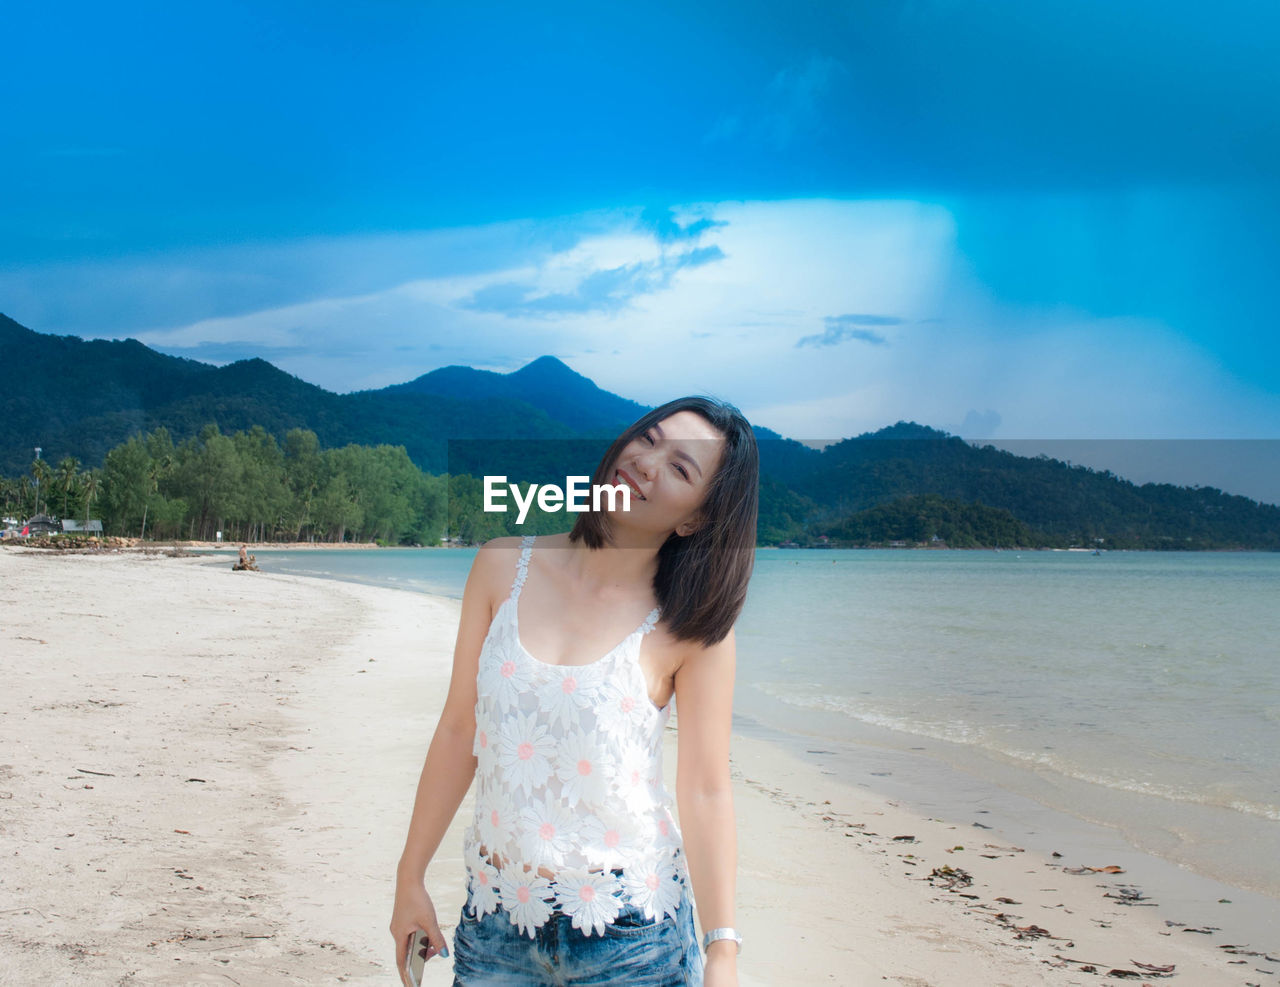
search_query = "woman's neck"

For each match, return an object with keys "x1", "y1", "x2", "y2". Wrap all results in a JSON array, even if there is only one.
[{"x1": 563, "y1": 530, "x2": 663, "y2": 599}]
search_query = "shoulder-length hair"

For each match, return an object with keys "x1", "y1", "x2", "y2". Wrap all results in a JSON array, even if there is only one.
[{"x1": 569, "y1": 396, "x2": 759, "y2": 647}]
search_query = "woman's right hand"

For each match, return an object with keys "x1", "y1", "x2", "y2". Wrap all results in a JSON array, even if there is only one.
[{"x1": 391, "y1": 876, "x2": 448, "y2": 985}]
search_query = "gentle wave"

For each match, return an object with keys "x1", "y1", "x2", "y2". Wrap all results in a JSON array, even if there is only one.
[{"x1": 754, "y1": 683, "x2": 1280, "y2": 822}]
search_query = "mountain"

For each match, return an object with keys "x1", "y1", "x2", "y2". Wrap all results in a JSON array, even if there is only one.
[
  {"x1": 2, "y1": 314, "x2": 801, "y2": 476},
  {"x1": 0, "y1": 316, "x2": 582, "y2": 474},
  {"x1": 3, "y1": 315, "x2": 1276, "y2": 547},
  {"x1": 383, "y1": 355, "x2": 649, "y2": 435},
  {"x1": 775, "y1": 422, "x2": 1280, "y2": 548}
]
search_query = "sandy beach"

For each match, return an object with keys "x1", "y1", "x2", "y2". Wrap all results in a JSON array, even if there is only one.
[{"x1": 1, "y1": 547, "x2": 1274, "y2": 986}]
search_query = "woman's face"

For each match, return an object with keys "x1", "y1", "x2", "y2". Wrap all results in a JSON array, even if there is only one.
[{"x1": 608, "y1": 411, "x2": 726, "y2": 537}]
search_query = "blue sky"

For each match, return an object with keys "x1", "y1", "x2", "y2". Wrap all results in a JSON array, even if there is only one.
[{"x1": 4, "y1": 1, "x2": 1279, "y2": 490}]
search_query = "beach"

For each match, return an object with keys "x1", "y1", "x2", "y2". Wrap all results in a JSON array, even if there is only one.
[{"x1": 1, "y1": 547, "x2": 1273, "y2": 985}]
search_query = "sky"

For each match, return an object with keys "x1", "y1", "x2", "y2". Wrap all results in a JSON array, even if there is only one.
[{"x1": 3, "y1": 1, "x2": 1279, "y2": 496}]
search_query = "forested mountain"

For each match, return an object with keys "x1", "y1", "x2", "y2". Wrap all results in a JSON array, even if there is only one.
[
  {"x1": 384, "y1": 355, "x2": 650, "y2": 435},
  {"x1": 785, "y1": 423, "x2": 1279, "y2": 547},
  {"x1": 3, "y1": 315, "x2": 1277, "y2": 548},
  {"x1": 0, "y1": 315, "x2": 576, "y2": 475}
]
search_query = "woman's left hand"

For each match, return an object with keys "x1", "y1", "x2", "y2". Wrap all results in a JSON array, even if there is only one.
[{"x1": 704, "y1": 946, "x2": 738, "y2": 987}]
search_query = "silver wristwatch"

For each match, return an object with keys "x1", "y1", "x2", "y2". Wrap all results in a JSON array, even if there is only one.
[{"x1": 702, "y1": 927, "x2": 743, "y2": 954}]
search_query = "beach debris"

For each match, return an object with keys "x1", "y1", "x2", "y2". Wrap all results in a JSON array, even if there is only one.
[
  {"x1": 1220, "y1": 945, "x2": 1280, "y2": 963},
  {"x1": 174, "y1": 829, "x2": 190, "y2": 835},
  {"x1": 995, "y1": 914, "x2": 1072, "y2": 943},
  {"x1": 76, "y1": 767, "x2": 115, "y2": 777},
  {"x1": 972, "y1": 821, "x2": 993, "y2": 829},
  {"x1": 1131, "y1": 961, "x2": 1176, "y2": 974},
  {"x1": 185, "y1": 777, "x2": 207, "y2": 783},
  {"x1": 1179, "y1": 926, "x2": 1220, "y2": 934},
  {"x1": 1064, "y1": 864, "x2": 1125, "y2": 874},
  {"x1": 892, "y1": 835, "x2": 917, "y2": 843},
  {"x1": 928, "y1": 865, "x2": 973, "y2": 890},
  {"x1": 1054, "y1": 954, "x2": 1109, "y2": 970},
  {"x1": 1105, "y1": 886, "x2": 1156, "y2": 906},
  {"x1": 995, "y1": 896, "x2": 1020, "y2": 905}
]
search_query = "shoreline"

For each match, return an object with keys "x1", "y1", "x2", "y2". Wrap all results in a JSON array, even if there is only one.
[
  {"x1": 1, "y1": 549, "x2": 1274, "y2": 984},
  {"x1": 731, "y1": 705, "x2": 1280, "y2": 952}
]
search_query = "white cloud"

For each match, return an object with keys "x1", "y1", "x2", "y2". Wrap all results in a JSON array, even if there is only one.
[{"x1": 28, "y1": 198, "x2": 1277, "y2": 439}]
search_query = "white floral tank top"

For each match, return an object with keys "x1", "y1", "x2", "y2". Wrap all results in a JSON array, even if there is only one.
[{"x1": 464, "y1": 534, "x2": 689, "y2": 938}]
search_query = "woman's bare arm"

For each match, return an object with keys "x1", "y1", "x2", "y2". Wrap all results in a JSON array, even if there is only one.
[
  {"x1": 395, "y1": 541, "x2": 505, "y2": 875},
  {"x1": 674, "y1": 626, "x2": 739, "y2": 984},
  {"x1": 389, "y1": 538, "x2": 512, "y2": 981}
]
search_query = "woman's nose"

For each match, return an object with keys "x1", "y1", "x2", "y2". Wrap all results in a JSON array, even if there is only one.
[{"x1": 632, "y1": 449, "x2": 656, "y2": 480}]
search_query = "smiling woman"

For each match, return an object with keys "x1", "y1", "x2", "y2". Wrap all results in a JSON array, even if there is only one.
[{"x1": 391, "y1": 396, "x2": 759, "y2": 987}]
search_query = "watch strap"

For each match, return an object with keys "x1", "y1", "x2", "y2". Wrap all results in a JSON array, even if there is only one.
[{"x1": 702, "y1": 927, "x2": 743, "y2": 954}]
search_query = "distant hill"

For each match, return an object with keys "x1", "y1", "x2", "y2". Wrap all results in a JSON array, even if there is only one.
[
  {"x1": 383, "y1": 355, "x2": 649, "y2": 436},
  {"x1": 3, "y1": 314, "x2": 1276, "y2": 547},
  {"x1": 776, "y1": 423, "x2": 1280, "y2": 548},
  {"x1": 0, "y1": 315, "x2": 575, "y2": 475}
]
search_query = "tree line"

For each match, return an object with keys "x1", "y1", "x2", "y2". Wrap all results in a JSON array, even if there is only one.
[
  {"x1": 5, "y1": 424, "x2": 1277, "y2": 549},
  {"x1": 1, "y1": 424, "x2": 606, "y2": 545},
  {"x1": 1, "y1": 425, "x2": 451, "y2": 544}
]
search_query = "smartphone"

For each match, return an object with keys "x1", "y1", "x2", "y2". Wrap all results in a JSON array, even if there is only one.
[{"x1": 406, "y1": 929, "x2": 429, "y2": 987}]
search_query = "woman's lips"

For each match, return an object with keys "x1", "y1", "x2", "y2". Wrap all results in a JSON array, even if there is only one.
[{"x1": 616, "y1": 469, "x2": 646, "y2": 500}]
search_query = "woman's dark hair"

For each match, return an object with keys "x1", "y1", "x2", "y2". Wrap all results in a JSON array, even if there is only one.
[{"x1": 569, "y1": 396, "x2": 759, "y2": 647}]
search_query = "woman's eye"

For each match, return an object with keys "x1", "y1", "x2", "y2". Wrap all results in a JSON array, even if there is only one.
[
  {"x1": 673, "y1": 463, "x2": 688, "y2": 479},
  {"x1": 643, "y1": 432, "x2": 655, "y2": 445}
]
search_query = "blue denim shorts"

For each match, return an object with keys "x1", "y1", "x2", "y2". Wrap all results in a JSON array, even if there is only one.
[{"x1": 450, "y1": 887, "x2": 704, "y2": 986}]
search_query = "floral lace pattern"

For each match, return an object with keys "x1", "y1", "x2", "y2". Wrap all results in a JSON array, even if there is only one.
[{"x1": 465, "y1": 534, "x2": 687, "y2": 938}]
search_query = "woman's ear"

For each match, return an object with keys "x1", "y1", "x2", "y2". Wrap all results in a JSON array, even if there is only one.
[{"x1": 675, "y1": 514, "x2": 703, "y2": 537}]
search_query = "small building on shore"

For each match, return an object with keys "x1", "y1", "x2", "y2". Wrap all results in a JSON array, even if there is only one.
[
  {"x1": 62, "y1": 519, "x2": 104, "y2": 534},
  {"x1": 24, "y1": 514, "x2": 60, "y2": 536}
]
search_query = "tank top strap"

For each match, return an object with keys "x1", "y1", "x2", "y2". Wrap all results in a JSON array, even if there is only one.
[
  {"x1": 637, "y1": 605, "x2": 662, "y2": 635},
  {"x1": 510, "y1": 534, "x2": 536, "y2": 601}
]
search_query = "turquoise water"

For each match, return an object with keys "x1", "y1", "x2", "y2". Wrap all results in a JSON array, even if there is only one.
[
  {"x1": 736, "y1": 548, "x2": 1280, "y2": 898},
  {"x1": 219, "y1": 546, "x2": 1280, "y2": 897}
]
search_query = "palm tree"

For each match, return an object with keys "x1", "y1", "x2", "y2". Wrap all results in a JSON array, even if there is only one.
[
  {"x1": 31, "y1": 458, "x2": 52, "y2": 516},
  {"x1": 58, "y1": 457, "x2": 81, "y2": 518},
  {"x1": 138, "y1": 453, "x2": 171, "y2": 541},
  {"x1": 17, "y1": 475, "x2": 32, "y2": 518},
  {"x1": 81, "y1": 469, "x2": 100, "y2": 530}
]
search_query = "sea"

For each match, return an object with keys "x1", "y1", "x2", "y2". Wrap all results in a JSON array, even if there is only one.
[{"x1": 205, "y1": 545, "x2": 1280, "y2": 926}]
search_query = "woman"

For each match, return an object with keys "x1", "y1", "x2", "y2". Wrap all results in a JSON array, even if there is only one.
[{"x1": 391, "y1": 396, "x2": 759, "y2": 987}]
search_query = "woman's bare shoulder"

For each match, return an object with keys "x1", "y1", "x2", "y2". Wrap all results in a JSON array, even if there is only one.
[
  {"x1": 477, "y1": 535, "x2": 526, "y2": 554},
  {"x1": 470, "y1": 536, "x2": 524, "y2": 585}
]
